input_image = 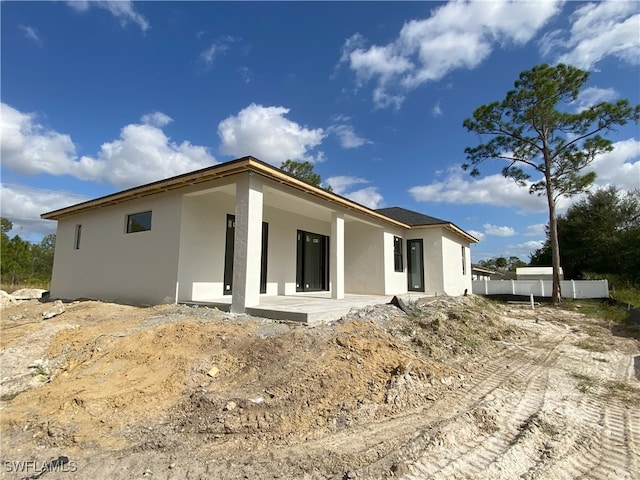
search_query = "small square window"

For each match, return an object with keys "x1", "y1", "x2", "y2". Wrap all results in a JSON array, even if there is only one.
[{"x1": 126, "y1": 211, "x2": 152, "y2": 233}]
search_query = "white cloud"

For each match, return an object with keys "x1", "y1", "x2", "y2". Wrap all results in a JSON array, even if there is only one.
[
  {"x1": 468, "y1": 230, "x2": 486, "y2": 241},
  {"x1": 409, "y1": 138, "x2": 639, "y2": 213},
  {"x1": 432, "y1": 101, "x2": 443, "y2": 117},
  {"x1": 67, "y1": 1, "x2": 150, "y2": 32},
  {"x1": 327, "y1": 124, "x2": 371, "y2": 149},
  {"x1": 484, "y1": 224, "x2": 517, "y2": 237},
  {"x1": 1, "y1": 103, "x2": 216, "y2": 188},
  {"x1": 200, "y1": 36, "x2": 236, "y2": 69},
  {"x1": 574, "y1": 87, "x2": 618, "y2": 111},
  {"x1": 0, "y1": 184, "x2": 88, "y2": 239},
  {"x1": 408, "y1": 167, "x2": 550, "y2": 213},
  {"x1": 524, "y1": 223, "x2": 547, "y2": 237},
  {"x1": 141, "y1": 111, "x2": 172, "y2": 128},
  {"x1": 1, "y1": 103, "x2": 78, "y2": 177},
  {"x1": 326, "y1": 175, "x2": 383, "y2": 209},
  {"x1": 238, "y1": 66, "x2": 253, "y2": 83},
  {"x1": 509, "y1": 240, "x2": 545, "y2": 252},
  {"x1": 346, "y1": 187, "x2": 383, "y2": 209},
  {"x1": 589, "y1": 138, "x2": 640, "y2": 192},
  {"x1": 340, "y1": 0, "x2": 562, "y2": 108},
  {"x1": 19, "y1": 25, "x2": 42, "y2": 46},
  {"x1": 217, "y1": 104, "x2": 325, "y2": 165},
  {"x1": 326, "y1": 175, "x2": 368, "y2": 195},
  {"x1": 540, "y1": 1, "x2": 640, "y2": 69}
]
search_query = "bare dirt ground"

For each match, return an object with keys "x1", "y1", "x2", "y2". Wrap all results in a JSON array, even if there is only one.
[{"x1": 0, "y1": 294, "x2": 638, "y2": 479}]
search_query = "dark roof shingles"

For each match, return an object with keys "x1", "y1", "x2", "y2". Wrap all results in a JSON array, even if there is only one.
[{"x1": 375, "y1": 207, "x2": 448, "y2": 226}]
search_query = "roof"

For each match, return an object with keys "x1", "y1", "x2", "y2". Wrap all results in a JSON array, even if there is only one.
[
  {"x1": 41, "y1": 156, "x2": 477, "y2": 243},
  {"x1": 376, "y1": 207, "x2": 478, "y2": 243},
  {"x1": 375, "y1": 207, "x2": 448, "y2": 226},
  {"x1": 516, "y1": 267, "x2": 563, "y2": 275},
  {"x1": 471, "y1": 265, "x2": 503, "y2": 276}
]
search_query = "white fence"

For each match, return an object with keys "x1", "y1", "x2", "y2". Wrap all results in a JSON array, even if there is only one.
[{"x1": 472, "y1": 279, "x2": 609, "y2": 299}]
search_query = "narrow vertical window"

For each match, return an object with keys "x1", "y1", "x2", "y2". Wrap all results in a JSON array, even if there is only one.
[
  {"x1": 74, "y1": 224, "x2": 82, "y2": 250},
  {"x1": 393, "y1": 236, "x2": 403, "y2": 272},
  {"x1": 461, "y1": 246, "x2": 467, "y2": 275}
]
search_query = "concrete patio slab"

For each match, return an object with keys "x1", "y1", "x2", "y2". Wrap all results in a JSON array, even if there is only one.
[{"x1": 184, "y1": 292, "x2": 424, "y2": 325}]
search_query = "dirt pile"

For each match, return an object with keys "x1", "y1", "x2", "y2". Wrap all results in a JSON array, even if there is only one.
[{"x1": 1, "y1": 295, "x2": 638, "y2": 480}]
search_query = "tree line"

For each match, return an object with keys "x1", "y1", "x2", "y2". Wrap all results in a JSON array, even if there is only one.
[
  {"x1": 476, "y1": 256, "x2": 527, "y2": 273},
  {"x1": 530, "y1": 187, "x2": 640, "y2": 286},
  {"x1": 1, "y1": 218, "x2": 55, "y2": 288}
]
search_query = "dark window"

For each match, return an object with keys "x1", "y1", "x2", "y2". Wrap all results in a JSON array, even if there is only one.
[
  {"x1": 296, "y1": 230, "x2": 329, "y2": 292},
  {"x1": 462, "y1": 246, "x2": 467, "y2": 275},
  {"x1": 407, "y1": 239, "x2": 424, "y2": 292},
  {"x1": 126, "y1": 211, "x2": 152, "y2": 233},
  {"x1": 223, "y1": 215, "x2": 235, "y2": 295},
  {"x1": 393, "y1": 236, "x2": 403, "y2": 272},
  {"x1": 224, "y1": 214, "x2": 269, "y2": 295},
  {"x1": 74, "y1": 224, "x2": 82, "y2": 250}
]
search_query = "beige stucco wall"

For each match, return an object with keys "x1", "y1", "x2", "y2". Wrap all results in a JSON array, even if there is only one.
[
  {"x1": 441, "y1": 229, "x2": 473, "y2": 295},
  {"x1": 344, "y1": 221, "x2": 385, "y2": 294},
  {"x1": 409, "y1": 229, "x2": 444, "y2": 295},
  {"x1": 403, "y1": 227, "x2": 472, "y2": 296},
  {"x1": 50, "y1": 192, "x2": 183, "y2": 304},
  {"x1": 177, "y1": 192, "x2": 235, "y2": 301},
  {"x1": 263, "y1": 205, "x2": 330, "y2": 296},
  {"x1": 177, "y1": 190, "x2": 332, "y2": 301},
  {"x1": 382, "y1": 231, "x2": 409, "y2": 295}
]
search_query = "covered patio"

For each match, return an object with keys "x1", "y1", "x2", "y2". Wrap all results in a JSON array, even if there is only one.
[{"x1": 184, "y1": 292, "x2": 421, "y2": 325}]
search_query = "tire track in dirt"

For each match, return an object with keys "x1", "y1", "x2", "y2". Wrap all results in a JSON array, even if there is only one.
[
  {"x1": 573, "y1": 400, "x2": 639, "y2": 480},
  {"x1": 512, "y1": 338, "x2": 640, "y2": 480},
  {"x1": 403, "y1": 335, "x2": 564, "y2": 479}
]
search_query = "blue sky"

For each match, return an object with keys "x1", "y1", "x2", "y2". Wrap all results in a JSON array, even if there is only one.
[{"x1": 2, "y1": 0, "x2": 639, "y2": 262}]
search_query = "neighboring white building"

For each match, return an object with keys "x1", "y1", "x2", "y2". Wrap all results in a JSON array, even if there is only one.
[
  {"x1": 516, "y1": 267, "x2": 564, "y2": 281},
  {"x1": 42, "y1": 157, "x2": 478, "y2": 312}
]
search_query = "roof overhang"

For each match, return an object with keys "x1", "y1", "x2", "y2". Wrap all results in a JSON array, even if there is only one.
[
  {"x1": 40, "y1": 156, "x2": 408, "y2": 229},
  {"x1": 41, "y1": 156, "x2": 479, "y2": 243}
]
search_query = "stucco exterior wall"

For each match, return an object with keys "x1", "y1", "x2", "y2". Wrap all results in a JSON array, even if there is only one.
[
  {"x1": 177, "y1": 192, "x2": 235, "y2": 301},
  {"x1": 177, "y1": 190, "x2": 332, "y2": 300},
  {"x1": 344, "y1": 222, "x2": 385, "y2": 294},
  {"x1": 382, "y1": 231, "x2": 409, "y2": 295},
  {"x1": 441, "y1": 229, "x2": 473, "y2": 295},
  {"x1": 267, "y1": 207, "x2": 330, "y2": 295},
  {"x1": 50, "y1": 193, "x2": 183, "y2": 304},
  {"x1": 412, "y1": 229, "x2": 444, "y2": 295}
]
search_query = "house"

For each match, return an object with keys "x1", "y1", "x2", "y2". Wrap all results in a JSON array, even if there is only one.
[
  {"x1": 471, "y1": 265, "x2": 503, "y2": 281},
  {"x1": 516, "y1": 267, "x2": 563, "y2": 281},
  {"x1": 41, "y1": 156, "x2": 478, "y2": 314}
]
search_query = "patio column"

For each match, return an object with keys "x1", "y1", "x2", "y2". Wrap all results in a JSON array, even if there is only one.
[
  {"x1": 231, "y1": 172, "x2": 263, "y2": 313},
  {"x1": 330, "y1": 211, "x2": 345, "y2": 299}
]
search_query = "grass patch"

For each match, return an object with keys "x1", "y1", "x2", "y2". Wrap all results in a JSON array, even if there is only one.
[
  {"x1": 611, "y1": 288, "x2": 640, "y2": 308},
  {"x1": 562, "y1": 299, "x2": 629, "y2": 325},
  {"x1": 604, "y1": 380, "x2": 640, "y2": 404},
  {"x1": 574, "y1": 339, "x2": 608, "y2": 353},
  {"x1": 0, "y1": 282, "x2": 50, "y2": 294},
  {"x1": 605, "y1": 380, "x2": 635, "y2": 393},
  {"x1": 569, "y1": 372, "x2": 597, "y2": 394}
]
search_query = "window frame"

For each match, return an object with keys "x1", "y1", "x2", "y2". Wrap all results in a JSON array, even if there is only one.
[
  {"x1": 461, "y1": 246, "x2": 467, "y2": 275},
  {"x1": 126, "y1": 211, "x2": 152, "y2": 234},
  {"x1": 74, "y1": 224, "x2": 82, "y2": 250},
  {"x1": 393, "y1": 235, "x2": 403, "y2": 272}
]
